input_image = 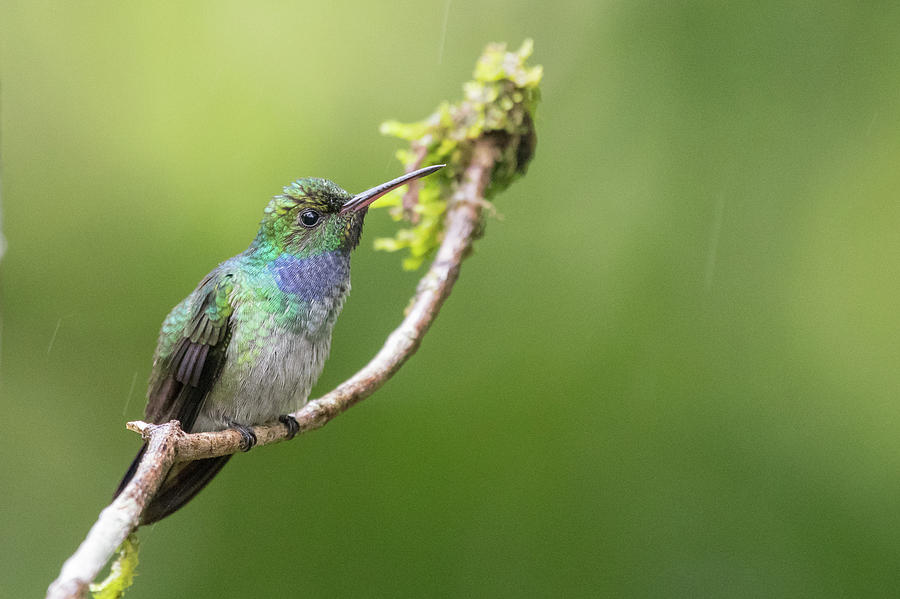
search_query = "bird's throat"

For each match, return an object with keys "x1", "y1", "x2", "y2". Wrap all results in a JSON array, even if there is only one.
[{"x1": 267, "y1": 251, "x2": 350, "y2": 302}]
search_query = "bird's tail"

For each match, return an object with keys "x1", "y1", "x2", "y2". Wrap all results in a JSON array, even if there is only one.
[{"x1": 114, "y1": 444, "x2": 231, "y2": 525}]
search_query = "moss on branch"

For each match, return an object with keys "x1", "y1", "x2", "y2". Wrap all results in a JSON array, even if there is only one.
[{"x1": 374, "y1": 39, "x2": 542, "y2": 269}]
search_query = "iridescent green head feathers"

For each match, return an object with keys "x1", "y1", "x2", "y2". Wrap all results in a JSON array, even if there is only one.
[{"x1": 251, "y1": 165, "x2": 445, "y2": 258}]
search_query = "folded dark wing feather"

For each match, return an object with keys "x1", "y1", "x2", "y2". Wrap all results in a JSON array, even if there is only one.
[
  {"x1": 144, "y1": 272, "x2": 234, "y2": 430},
  {"x1": 115, "y1": 272, "x2": 236, "y2": 522}
]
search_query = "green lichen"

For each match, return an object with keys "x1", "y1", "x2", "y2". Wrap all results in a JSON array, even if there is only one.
[
  {"x1": 90, "y1": 533, "x2": 139, "y2": 599},
  {"x1": 374, "y1": 39, "x2": 542, "y2": 269}
]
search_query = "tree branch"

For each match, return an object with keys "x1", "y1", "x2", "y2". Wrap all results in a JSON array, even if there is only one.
[{"x1": 46, "y1": 137, "x2": 499, "y2": 599}]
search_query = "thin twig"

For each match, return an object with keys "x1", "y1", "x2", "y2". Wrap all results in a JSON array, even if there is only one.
[
  {"x1": 46, "y1": 137, "x2": 499, "y2": 599},
  {"x1": 402, "y1": 143, "x2": 430, "y2": 222}
]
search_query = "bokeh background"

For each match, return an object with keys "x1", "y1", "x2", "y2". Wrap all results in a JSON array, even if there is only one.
[{"x1": 3, "y1": 1, "x2": 900, "y2": 597}]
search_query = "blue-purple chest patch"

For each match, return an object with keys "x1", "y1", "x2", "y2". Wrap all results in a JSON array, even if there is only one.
[{"x1": 267, "y1": 251, "x2": 349, "y2": 301}]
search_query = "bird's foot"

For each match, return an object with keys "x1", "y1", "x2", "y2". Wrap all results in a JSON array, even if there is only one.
[
  {"x1": 229, "y1": 422, "x2": 257, "y2": 452},
  {"x1": 279, "y1": 414, "x2": 300, "y2": 440}
]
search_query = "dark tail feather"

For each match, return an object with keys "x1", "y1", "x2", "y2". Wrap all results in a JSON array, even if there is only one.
[
  {"x1": 140, "y1": 456, "x2": 231, "y2": 524},
  {"x1": 114, "y1": 445, "x2": 231, "y2": 525},
  {"x1": 115, "y1": 443, "x2": 148, "y2": 498}
]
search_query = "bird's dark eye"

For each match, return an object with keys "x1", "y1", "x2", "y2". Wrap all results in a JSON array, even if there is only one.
[{"x1": 299, "y1": 210, "x2": 321, "y2": 227}]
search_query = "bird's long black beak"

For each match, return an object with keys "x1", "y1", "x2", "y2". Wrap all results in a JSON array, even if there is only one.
[{"x1": 340, "y1": 164, "x2": 445, "y2": 214}]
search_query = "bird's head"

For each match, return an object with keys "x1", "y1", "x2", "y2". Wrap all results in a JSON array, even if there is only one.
[{"x1": 252, "y1": 165, "x2": 443, "y2": 258}]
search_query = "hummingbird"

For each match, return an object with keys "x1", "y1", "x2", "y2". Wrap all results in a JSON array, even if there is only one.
[{"x1": 115, "y1": 164, "x2": 444, "y2": 524}]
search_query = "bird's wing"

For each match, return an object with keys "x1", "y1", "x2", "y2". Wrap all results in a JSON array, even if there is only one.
[{"x1": 144, "y1": 270, "x2": 235, "y2": 431}]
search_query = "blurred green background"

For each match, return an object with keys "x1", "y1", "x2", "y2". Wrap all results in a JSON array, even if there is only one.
[{"x1": 3, "y1": 1, "x2": 900, "y2": 597}]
